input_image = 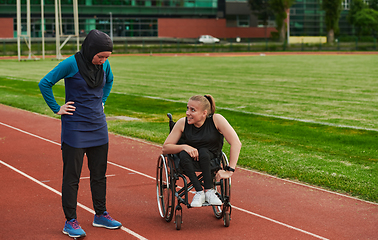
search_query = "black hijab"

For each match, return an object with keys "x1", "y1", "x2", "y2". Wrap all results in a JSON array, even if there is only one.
[{"x1": 75, "y1": 29, "x2": 113, "y2": 88}]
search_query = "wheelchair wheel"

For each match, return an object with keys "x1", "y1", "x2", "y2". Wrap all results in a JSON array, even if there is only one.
[
  {"x1": 212, "y1": 152, "x2": 231, "y2": 220},
  {"x1": 156, "y1": 154, "x2": 175, "y2": 222}
]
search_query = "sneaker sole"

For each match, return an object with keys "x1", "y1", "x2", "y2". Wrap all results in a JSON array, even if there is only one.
[
  {"x1": 62, "y1": 230, "x2": 86, "y2": 238},
  {"x1": 206, "y1": 200, "x2": 223, "y2": 205},
  {"x1": 190, "y1": 204, "x2": 203, "y2": 207},
  {"x1": 92, "y1": 222, "x2": 122, "y2": 229}
]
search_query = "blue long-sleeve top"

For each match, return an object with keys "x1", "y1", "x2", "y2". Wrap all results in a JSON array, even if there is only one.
[{"x1": 38, "y1": 55, "x2": 114, "y2": 148}]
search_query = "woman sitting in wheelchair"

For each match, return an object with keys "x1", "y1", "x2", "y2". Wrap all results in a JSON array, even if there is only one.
[{"x1": 162, "y1": 95, "x2": 241, "y2": 207}]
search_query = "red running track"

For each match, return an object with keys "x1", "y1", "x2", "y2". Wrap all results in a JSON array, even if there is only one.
[{"x1": 0, "y1": 104, "x2": 377, "y2": 240}]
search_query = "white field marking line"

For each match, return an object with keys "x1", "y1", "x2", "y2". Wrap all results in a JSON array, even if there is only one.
[
  {"x1": 0, "y1": 122, "x2": 343, "y2": 239},
  {"x1": 109, "y1": 118, "x2": 378, "y2": 207},
  {"x1": 80, "y1": 174, "x2": 116, "y2": 180},
  {"x1": 3, "y1": 120, "x2": 376, "y2": 206},
  {"x1": 0, "y1": 121, "x2": 60, "y2": 145},
  {"x1": 0, "y1": 122, "x2": 148, "y2": 240},
  {"x1": 42, "y1": 175, "x2": 117, "y2": 182},
  {"x1": 107, "y1": 162, "x2": 155, "y2": 180},
  {"x1": 0, "y1": 160, "x2": 147, "y2": 240},
  {"x1": 132, "y1": 167, "x2": 328, "y2": 240},
  {"x1": 0, "y1": 121, "x2": 156, "y2": 181},
  {"x1": 233, "y1": 205, "x2": 329, "y2": 240},
  {"x1": 131, "y1": 95, "x2": 378, "y2": 132},
  {"x1": 238, "y1": 167, "x2": 378, "y2": 206},
  {"x1": 111, "y1": 132, "x2": 162, "y2": 148}
]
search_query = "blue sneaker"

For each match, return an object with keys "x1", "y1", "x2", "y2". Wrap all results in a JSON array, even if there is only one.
[
  {"x1": 62, "y1": 219, "x2": 86, "y2": 238},
  {"x1": 92, "y1": 211, "x2": 122, "y2": 229}
]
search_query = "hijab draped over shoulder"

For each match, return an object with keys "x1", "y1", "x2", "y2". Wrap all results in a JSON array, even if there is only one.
[{"x1": 75, "y1": 29, "x2": 113, "y2": 88}]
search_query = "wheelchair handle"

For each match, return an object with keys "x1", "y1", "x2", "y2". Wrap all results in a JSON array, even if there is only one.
[{"x1": 167, "y1": 113, "x2": 173, "y2": 121}]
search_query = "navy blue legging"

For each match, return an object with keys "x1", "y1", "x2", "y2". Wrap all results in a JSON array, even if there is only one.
[{"x1": 179, "y1": 148, "x2": 214, "y2": 192}]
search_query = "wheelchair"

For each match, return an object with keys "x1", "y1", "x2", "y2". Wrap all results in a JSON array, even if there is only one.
[{"x1": 156, "y1": 113, "x2": 232, "y2": 230}]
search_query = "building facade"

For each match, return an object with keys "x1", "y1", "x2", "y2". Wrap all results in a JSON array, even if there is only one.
[
  {"x1": 0, "y1": 0, "x2": 276, "y2": 39},
  {"x1": 0, "y1": 0, "x2": 357, "y2": 39},
  {"x1": 290, "y1": 0, "x2": 354, "y2": 37}
]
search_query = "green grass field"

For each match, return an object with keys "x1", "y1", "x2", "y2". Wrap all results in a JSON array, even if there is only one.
[{"x1": 0, "y1": 54, "x2": 377, "y2": 202}]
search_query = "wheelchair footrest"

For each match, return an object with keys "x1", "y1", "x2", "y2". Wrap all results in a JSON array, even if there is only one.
[{"x1": 188, "y1": 202, "x2": 222, "y2": 208}]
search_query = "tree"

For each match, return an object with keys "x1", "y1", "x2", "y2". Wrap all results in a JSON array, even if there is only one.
[
  {"x1": 347, "y1": 0, "x2": 368, "y2": 26},
  {"x1": 248, "y1": 0, "x2": 273, "y2": 39},
  {"x1": 322, "y1": 0, "x2": 343, "y2": 43},
  {"x1": 348, "y1": 0, "x2": 378, "y2": 36},
  {"x1": 269, "y1": 0, "x2": 295, "y2": 42},
  {"x1": 369, "y1": 0, "x2": 378, "y2": 11},
  {"x1": 354, "y1": 8, "x2": 378, "y2": 36}
]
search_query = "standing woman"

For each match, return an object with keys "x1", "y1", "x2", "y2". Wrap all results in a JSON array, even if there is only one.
[
  {"x1": 162, "y1": 95, "x2": 241, "y2": 207},
  {"x1": 39, "y1": 29, "x2": 121, "y2": 238}
]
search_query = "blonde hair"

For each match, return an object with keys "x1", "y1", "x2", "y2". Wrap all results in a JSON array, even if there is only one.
[{"x1": 189, "y1": 94, "x2": 216, "y2": 117}]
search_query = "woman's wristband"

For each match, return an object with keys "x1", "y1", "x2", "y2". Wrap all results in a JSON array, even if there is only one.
[{"x1": 225, "y1": 166, "x2": 235, "y2": 172}]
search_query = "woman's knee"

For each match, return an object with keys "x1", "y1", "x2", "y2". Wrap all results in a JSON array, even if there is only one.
[
  {"x1": 179, "y1": 150, "x2": 190, "y2": 160},
  {"x1": 198, "y1": 148, "x2": 212, "y2": 162},
  {"x1": 178, "y1": 150, "x2": 190, "y2": 166}
]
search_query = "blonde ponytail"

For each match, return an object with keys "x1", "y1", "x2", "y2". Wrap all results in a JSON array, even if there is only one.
[{"x1": 189, "y1": 94, "x2": 216, "y2": 117}]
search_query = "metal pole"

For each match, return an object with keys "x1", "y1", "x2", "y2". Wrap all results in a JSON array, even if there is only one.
[
  {"x1": 27, "y1": 0, "x2": 31, "y2": 58},
  {"x1": 287, "y1": 8, "x2": 290, "y2": 44},
  {"x1": 109, "y1": 12, "x2": 113, "y2": 41},
  {"x1": 41, "y1": 0, "x2": 45, "y2": 59},
  {"x1": 55, "y1": 0, "x2": 61, "y2": 59},
  {"x1": 74, "y1": 0, "x2": 79, "y2": 51},
  {"x1": 58, "y1": 0, "x2": 63, "y2": 36},
  {"x1": 17, "y1": 0, "x2": 21, "y2": 61}
]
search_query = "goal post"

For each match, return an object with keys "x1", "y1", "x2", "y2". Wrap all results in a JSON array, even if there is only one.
[
  {"x1": 54, "y1": 0, "x2": 79, "y2": 60},
  {"x1": 16, "y1": 0, "x2": 79, "y2": 61},
  {"x1": 17, "y1": 0, "x2": 39, "y2": 61}
]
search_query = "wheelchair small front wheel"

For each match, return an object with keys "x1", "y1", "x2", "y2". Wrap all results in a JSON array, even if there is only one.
[
  {"x1": 222, "y1": 204, "x2": 231, "y2": 227},
  {"x1": 223, "y1": 212, "x2": 230, "y2": 227},
  {"x1": 175, "y1": 207, "x2": 182, "y2": 230}
]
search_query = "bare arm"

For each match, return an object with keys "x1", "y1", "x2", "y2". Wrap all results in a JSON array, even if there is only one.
[
  {"x1": 213, "y1": 114, "x2": 242, "y2": 179},
  {"x1": 162, "y1": 118, "x2": 200, "y2": 160}
]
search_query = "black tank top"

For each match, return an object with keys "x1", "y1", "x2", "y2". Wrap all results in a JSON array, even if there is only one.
[{"x1": 183, "y1": 116, "x2": 224, "y2": 157}]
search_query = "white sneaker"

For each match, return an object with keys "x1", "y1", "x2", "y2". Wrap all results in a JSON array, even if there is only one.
[
  {"x1": 191, "y1": 191, "x2": 205, "y2": 207},
  {"x1": 205, "y1": 189, "x2": 222, "y2": 205}
]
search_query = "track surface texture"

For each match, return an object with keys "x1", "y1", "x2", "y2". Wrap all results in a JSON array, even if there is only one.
[{"x1": 0, "y1": 104, "x2": 377, "y2": 240}]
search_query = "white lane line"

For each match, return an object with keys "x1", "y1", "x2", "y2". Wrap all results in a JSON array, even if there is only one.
[
  {"x1": 0, "y1": 159, "x2": 147, "y2": 240},
  {"x1": 0, "y1": 121, "x2": 60, "y2": 145},
  {"x1": 1, "y1": 121, "x2": 331, "y2": 239},
  {"x1": 233, "y1": 206, "x2": 329, "y2": 240},
  {"x1": 2, "y1": 120, "x2": 374, "y2": 206},
  {"x1": 0, "y1": 122, "x2": 147, "y2": 240},
  {"x1": 80, "y1": 174, "x2": 116, "y2": 180},
  {"x1": 42, "y1": 174, "x2": 117, "y2": 182},
  {"x1": 238, "y1": 168, "x2": 378, "y2": 206},
  {"x1": 107, "y1": 162, "x2": 155, "y2": 180}
]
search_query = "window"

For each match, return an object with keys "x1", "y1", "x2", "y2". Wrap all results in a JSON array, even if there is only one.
[
  {"x1": 237, "y1": 15, "x2": 249, "y2": 27},
  {"x1": 342, "y1": 0, "x2": 350, "y2": 10}
]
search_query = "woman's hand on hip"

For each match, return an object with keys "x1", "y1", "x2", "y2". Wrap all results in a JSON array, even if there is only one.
[{"x1": 57, "y1": 101, "x2": 76, "y2": 115}]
